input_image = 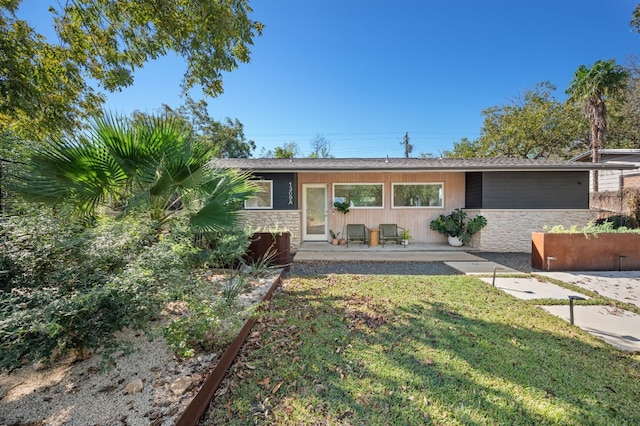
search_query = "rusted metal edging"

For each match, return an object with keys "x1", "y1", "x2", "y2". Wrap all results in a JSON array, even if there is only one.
[{"x1": 176, "y1": 270, "x2": 284, "y2": 426}]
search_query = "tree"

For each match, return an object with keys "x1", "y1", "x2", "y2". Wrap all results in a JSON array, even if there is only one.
[
  {"x1": 631, "y1": 4, "x2": 640, "y2": 32},
  {"x1": 0, "y1": 9, "x2": 104, "y2": 140},
  {"x1": 1, "y1": 1, "x2": 262, "y2": 140},
  {"x1": 260, "y1": 142, "x2": 301, "y2": 158},
  {"x1": 607, "y1": 57, "x2": 640, "y2": 148},
  {"x1": 11, "y1": 113, "x2": 255, "y2": 232},
  {"x1": 308, "y1": 134, "x2": 333, "y2": 158},
  {"x1": 275, "y1": 142, "x2": 301, "y2": 158},
  {"x1": 445, "y1": 82, "x2": 586, "y2": 159},
  {"x1": 400, "y1": 132, "x2": 413, "y2": 158},
  {"x1": 135, "y1": 97, "x2": 256, "y2": 158},
  {"x1": 566, "y1": 59, "x2": 628, "y2": 191}
]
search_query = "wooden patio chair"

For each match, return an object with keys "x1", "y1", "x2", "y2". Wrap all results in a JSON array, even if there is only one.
[
  {"x1": 379, "y1": 224, "x2": 405, "y2": 247},
  {"x1": 346, "y1": 224, "x2": 367, "y2": 247}
]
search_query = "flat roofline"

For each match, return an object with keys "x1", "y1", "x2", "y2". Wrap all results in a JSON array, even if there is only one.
[{"x1": 213, "y1": 157, "x2": 638, "y2": 172}]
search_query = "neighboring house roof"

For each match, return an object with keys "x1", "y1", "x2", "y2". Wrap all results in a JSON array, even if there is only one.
[
  {"x1": 572, "y1": 149, "x2": 640, "y2": 162},
  {"x1": 213, "y1": 157, "x2": 638, "y2": 172}
]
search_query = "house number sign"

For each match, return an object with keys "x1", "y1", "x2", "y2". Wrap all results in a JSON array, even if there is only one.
[{"x1": 288, "y1": 182, "x2": 294, "y2": 205}]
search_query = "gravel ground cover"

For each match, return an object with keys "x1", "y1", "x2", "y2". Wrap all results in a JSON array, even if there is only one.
[
  {"x1": 289, "y1": 252, "x2": 532, "y2": 277},
  {"x1": 0, "y1": 271, "x2": 281, "y2": 426}
]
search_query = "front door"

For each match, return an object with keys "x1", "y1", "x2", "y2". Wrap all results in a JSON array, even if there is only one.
[{"x1": 303, "y1": 184, "x2": 328, "y2": 241}]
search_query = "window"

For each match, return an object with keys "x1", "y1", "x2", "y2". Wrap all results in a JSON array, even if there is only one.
[
  {"x1": 245, "y1": 180, "x2": 273, "y2": 209},
  {"x1": 392, "y1": 183, "x2": 443, "y2": 208},
  {"x1": 334, "y1": 183, "x2": 383, "y2": 208}
]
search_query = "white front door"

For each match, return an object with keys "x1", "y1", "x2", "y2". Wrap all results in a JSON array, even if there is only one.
[{"x1": 303, "y1": 184, "x2": 328, "y2": 241}]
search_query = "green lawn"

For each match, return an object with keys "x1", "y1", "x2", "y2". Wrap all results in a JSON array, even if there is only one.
[{"x1": 203, "y1": 273, "x2": 640, "y2": 425}]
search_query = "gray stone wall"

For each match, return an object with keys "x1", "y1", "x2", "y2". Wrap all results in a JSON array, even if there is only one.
[
  {"x1": 464, "y1": 209, "x2": 597, "y2": 253},
  {"x1": 239, "y1": 210, "x2": 302, "y2": 250}
]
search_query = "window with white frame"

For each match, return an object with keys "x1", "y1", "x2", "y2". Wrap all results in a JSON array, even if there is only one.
[
  {"x1": 333, "y1": 183, "x2": 383, "y2": 208},
  {"x1": 245, "y1": 180, "x2": 273, "y2": 209},
  {"x1": 392, "y1": 183, "x2": 443, "y2": 208}
]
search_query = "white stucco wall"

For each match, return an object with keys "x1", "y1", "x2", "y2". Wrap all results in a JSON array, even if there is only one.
[{"x1": 464, "y1": 209, "x2": 597, "y2": 253}]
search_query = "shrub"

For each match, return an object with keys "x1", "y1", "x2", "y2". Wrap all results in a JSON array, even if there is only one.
[
  {"x1": 195, "y1": 227, "x2": 253, "y2": 269},
  {"x1": 543, "y1": 220, "x2": 640, "y2": 235},
  {"x1": 0, "y1": 210, "x2": 197, "y2": 370},
  {"x1": 164, "y1": 296, "x2": 243, "y2": 358}
]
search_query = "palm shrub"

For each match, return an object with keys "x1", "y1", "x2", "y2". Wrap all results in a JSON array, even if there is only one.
[{"x1": 10, "y1": 113, "x2": 255, "y2": 233}]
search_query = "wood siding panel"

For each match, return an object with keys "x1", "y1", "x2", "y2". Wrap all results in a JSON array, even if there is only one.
[
  {"x1": 297, "y1": 172, "x2": 465, "y2": 242},
  {"x1": 623, "y1": 174, "x2": 640, "y2": 188}
]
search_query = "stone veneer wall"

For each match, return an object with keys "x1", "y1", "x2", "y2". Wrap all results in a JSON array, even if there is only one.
[
  {"x1": 239, "y1": 210, "x2": 302, "y2": 250},
  {"x1": 464, "y1": 209, "x2": 597, "y2": 253}
]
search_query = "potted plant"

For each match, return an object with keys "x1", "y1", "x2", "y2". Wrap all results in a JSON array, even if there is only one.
[
  {"x1": 401, "y1": 228, "x2": 411, "y2": 246},
  {"x1": 333, "y1": 201, "x2": 350, "y2": 244},
  {"x1": 329, "y1": 230, "x2": 340, "y2": 245},
  {"x1": 429, "y1": 208, "x2": 487, "y2": 246}
]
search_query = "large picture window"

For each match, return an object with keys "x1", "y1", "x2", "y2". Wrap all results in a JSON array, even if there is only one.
[
  {"x1": 392, "y1": 183, "x2": 443, "y2": 208},
  {"x1": 333, "y1": 184, "x2": 383, "y2": 208},
  {"x1": 245, "y1": 180, "x2": 273, "y2": 209}
]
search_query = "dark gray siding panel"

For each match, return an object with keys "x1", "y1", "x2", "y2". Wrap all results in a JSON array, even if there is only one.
[
  {"x1": 465, "y1": 172, "x2": 483, "y2": 208},
  {"x1": 482, "y1": 171, "x2": 589, "y2": 209},
  {"x1": 251, "y1": 173, "x2": 298, "y2": 210}
]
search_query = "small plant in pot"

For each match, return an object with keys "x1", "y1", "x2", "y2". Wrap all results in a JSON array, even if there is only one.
[
  {"x1": 333, "y1": 201, "x2": 350, "y2": 244},
  {"x1": 402, "y1": 228, "x2": 411, "y2": 246},
  {"x1": 329, "y1": 230, "x2": 340, "y2": 245},
  {"x1": 429, "y1": 208, "x2": 487, "y2": 246}
]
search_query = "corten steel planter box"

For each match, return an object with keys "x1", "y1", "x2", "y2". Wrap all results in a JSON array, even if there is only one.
[
  {"x1": 245, "y1": 232, "x2": 291, "y2": 266},
  {"x1": 531, "y1": 232, "x2": 640, "y2": 271}
]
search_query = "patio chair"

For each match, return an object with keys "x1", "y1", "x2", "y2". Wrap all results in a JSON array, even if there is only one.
[
  {"x1": 346, "y1": 224, "x2": 367, "y2": 247},
  {"x1": 379, "y1": 224, "x2": 405, "y2": 247}
]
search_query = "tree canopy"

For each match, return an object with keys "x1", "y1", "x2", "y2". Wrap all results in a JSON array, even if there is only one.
[
  {"x1": 0, "y1": 0, "x2": 262, "y2": 140},
  {"x1": 134, "y1": 98, "x2": 256, "y2": 158},
  {"x1": 445, "y1": 82, "x2": 587, "y2": 159}
]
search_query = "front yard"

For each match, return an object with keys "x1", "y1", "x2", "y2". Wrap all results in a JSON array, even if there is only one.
[{"x1": 203, "y1": 273, "x2": 640, "y2": 425}]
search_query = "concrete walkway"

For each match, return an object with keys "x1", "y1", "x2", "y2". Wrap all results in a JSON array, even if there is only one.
[
  {"x1": 538, "y1": 271, "x2": 640, "y2": 307},
  {"x1": 294, "y1": 242, "x2": 519, "y2": 273},
  {"x1": 479, "y1": 276, "x2": 591, "y2": 300},
  {"x1": 480, "y1": 273, "x2": 640, "y2": 352},
  {"x1": 541, "y1": 305, "x2": 640, "y2": 352},
  {"x1": 295, "y1": 241, "x2": 481, "y2": 262}
]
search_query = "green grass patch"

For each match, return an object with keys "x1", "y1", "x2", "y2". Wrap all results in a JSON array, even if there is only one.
[{"x1": 204, "y1": 273, "x2": 640, "y2": 425}]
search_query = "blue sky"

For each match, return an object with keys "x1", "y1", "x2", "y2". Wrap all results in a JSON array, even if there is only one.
[{"x1": 19, "y1": 1, "x2": 640, "y2": 157}]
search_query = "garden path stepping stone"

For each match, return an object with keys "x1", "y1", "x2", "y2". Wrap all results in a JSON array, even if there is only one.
[
  {"x1": 541, "y1": 305, "x2": 640, "y2": 352},
  {"x1": 538, "y1": 272, "x2": 640, "y2": 307},
  {"x1": 446, "y1": 261, "x2": 519, "y2": 275},
  {"x1": 479, "y1": 277, "x2": 590, "y2": 300}
]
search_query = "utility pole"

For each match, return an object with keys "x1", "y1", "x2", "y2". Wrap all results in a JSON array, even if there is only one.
[{"x1": 400, "y1": 132, "x2": 413, "y2": 158}]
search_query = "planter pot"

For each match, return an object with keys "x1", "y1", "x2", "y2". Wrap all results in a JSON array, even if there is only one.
[
  {"x1": 447, "y1": 236, "x2": 464, "y2": 247},
  {"x1": 531, "y1": 232, "x2": 640, "y2": 271},
  {"x1": 245, "y1": 232, "x2": 291, "y2": 266},
  {"x1": 402, "y1": 239, "x2": 409, "y2": 246},
  {"x1": 339, "y1": 239, "x2": 346, "y2": 245},
  {"x1": 331, "y1": 239, "x2": 339, "y2": 245}
]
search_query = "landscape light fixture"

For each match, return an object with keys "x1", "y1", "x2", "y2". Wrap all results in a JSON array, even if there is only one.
[
  {"x1": 568, "y1": 295, "x2": 586, "y2": 325},
  {"x1": 492, "y1": 266, "x2": 503, "y2": 286}
]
